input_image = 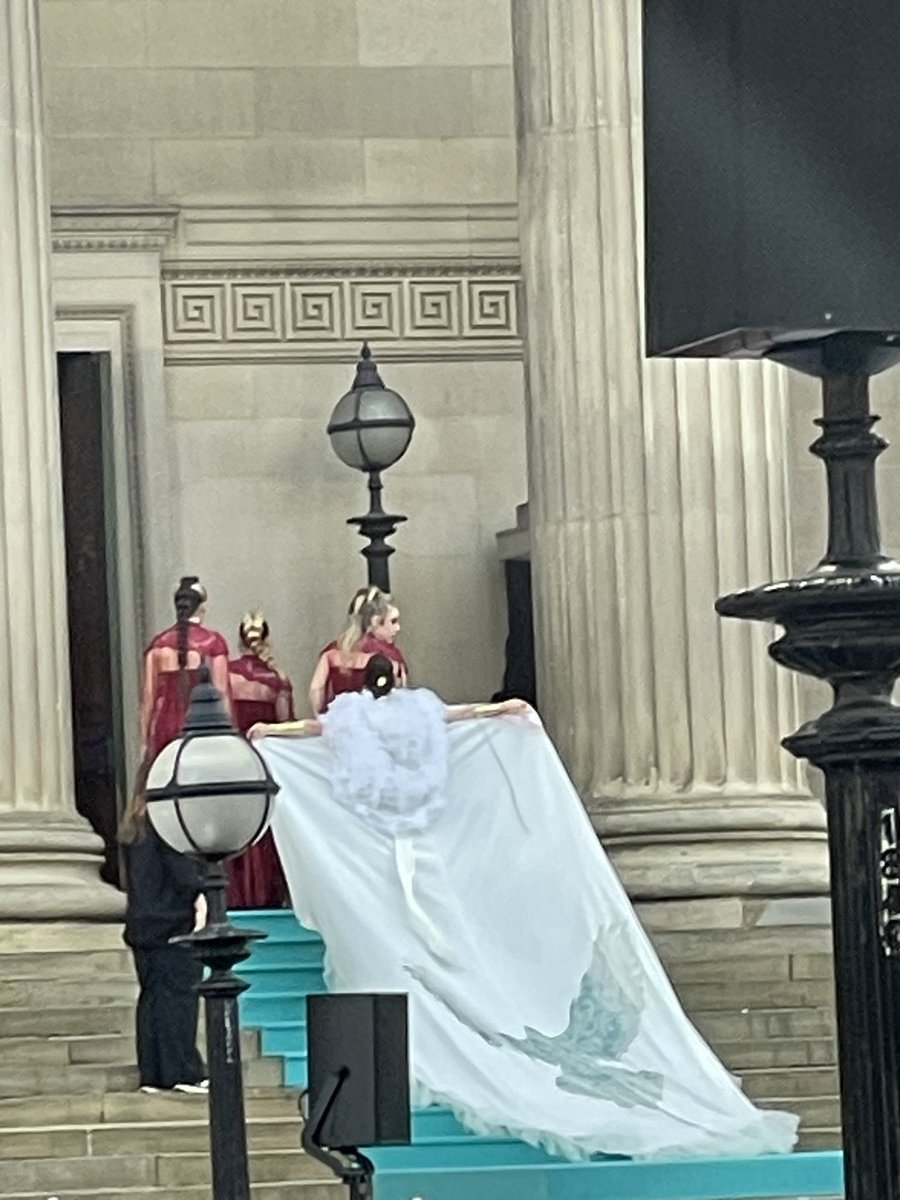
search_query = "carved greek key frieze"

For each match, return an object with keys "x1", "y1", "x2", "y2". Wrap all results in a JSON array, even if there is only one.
[{"x1": 162, "y1": 265, "x2": 520, "y2": 362}]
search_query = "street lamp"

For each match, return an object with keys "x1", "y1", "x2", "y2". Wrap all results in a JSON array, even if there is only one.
[
  {"x1": 327, "y1": 342, "x2": 415, "y2": 591},
  {"x1": 145, "y1": 671, "x2": 280, "y2": 1200}
]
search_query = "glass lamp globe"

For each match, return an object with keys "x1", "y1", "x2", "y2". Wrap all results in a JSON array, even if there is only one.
[
  {"x1": 327, "y1": 343, "x2": 415, "y2": 473},
  {"x1": 145, "y1": 672, "x2": 279, "y2": 861}
]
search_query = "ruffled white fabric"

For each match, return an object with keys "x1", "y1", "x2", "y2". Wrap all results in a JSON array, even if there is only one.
[
  {"x1": 321, "y1": 689, "x2": 449, "y2": 837},
  {"x1": 262, "y1": 699, "x2": 798, "y2": 1162}
]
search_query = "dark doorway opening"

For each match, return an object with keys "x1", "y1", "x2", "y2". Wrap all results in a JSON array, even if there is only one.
[
  {"x1": 58, "y1": 352, "x2": 126, "y2": 888},
  {"x1": 493, "y1": 559, "x2": 537, "y2": 710}
]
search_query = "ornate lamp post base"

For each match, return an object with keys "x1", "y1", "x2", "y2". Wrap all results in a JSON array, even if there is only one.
[
  {"x1": 348, "y1": 468, "x2": 407, "y2": 593},
  {"x1": 175, "y1": 862, "x2": 266, "y2": 1200},
  {"x1": 717, "y1": 333, "x2": 900, "y2": 1200}
]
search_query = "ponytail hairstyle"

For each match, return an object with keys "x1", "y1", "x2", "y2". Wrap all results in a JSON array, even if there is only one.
[
  {"x1": 174, "y1": 575, "x2": 207, "y2": 695},
  {"x1": 337, "y1": 586, "x2": 393, "y2": 658},
  {"x1": 239, "y1": 610, "x2": 284, "y2": 676},
  {"x1": 363, "y1": 653, "x2": 396, "y2": 700}
]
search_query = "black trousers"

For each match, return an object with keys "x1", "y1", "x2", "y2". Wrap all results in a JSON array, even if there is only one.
[{"x1": 133, "y1": 943, "x2": 205, "y2": 1089}]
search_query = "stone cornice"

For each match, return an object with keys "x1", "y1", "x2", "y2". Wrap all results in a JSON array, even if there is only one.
[
  {"x1": 50, "y1": 206, "x2": 179, "y2": 253},
  {"x1": 172, "y1": 202, "x2": 519, "y2": 264}
]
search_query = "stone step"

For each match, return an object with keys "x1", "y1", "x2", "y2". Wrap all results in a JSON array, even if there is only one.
[
  {"x1": 0, "y1": 975, "x2": 137, "y2": 1009},
  {"x1": 715, "y1": 1035, "x2": 836, "y2": 1070},
  {"x1": 160, "y1": 1148, "x2": 314, "y2": 1187},
  {"x1": 740, "y1": 1065, "x2": 840, "y2": 1100},
  {"x1": 1, "y1": 1184, "x2": 340, "y2": 1200},
  {"x1": 760, "y1": 1094, "x2": 842, "y2": 1129},
  {"x1": 0, "y1": 1057, "x2": 276, "y2": 1098},
  {"x1": 799, "y1": 1127, "x2": 843, "y2": 1151},
  {"x1": 0, "y1": 947, "x2": 133, "y2": 980},
  {"x1": 0, "y1": 1028, "x2": 261, "y2": 1067},
  {"x1": 0, "y1": 922, "x2": 125, "y2": 955},
  {"x1": 789, "y1": 953, "x2": 834, "y2": 982},
  {"x1": 0, "y1": 1115, "x2": 301, "y2": 1159},
  {"x1": 0, "y1": 1088, "x2": 299, "y2": 1129},
  {"x1": 693, "y1": 1006, "x2": 835, "y2": 1044},
  {"x1": 0, "y1": 1062, "x2": 140, "y2": 1100},
  {"x1": 2, "y1": 1148, "x2": 321, "y2": 1192},
  {"x1": 653, "y1": 926, "x2": 833, "y2": 966},
  {"x1": 676, "y1": 977, "x2": 834, "y2": 1012},
  {"x1": 0, "y1": 1003, "x2": 134, "y2": 1038}
]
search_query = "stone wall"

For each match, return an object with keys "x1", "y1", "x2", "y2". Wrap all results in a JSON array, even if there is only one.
[
  {"x1": 42, "y1": 0, "x2": 526, "y2": 713},
  {"x1": 40, "y1": 0, "x2": 516, "y2": 208},
  {"x1": 170, "y1": 356, "x2": 526, "y2": 703}
]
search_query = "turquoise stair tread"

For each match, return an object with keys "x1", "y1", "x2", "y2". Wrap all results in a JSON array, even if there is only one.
[
  {"x1": 369, "y1": 1143, "x2": 561, "y2": 1168},
  {"x1": 371, "y1": 1151, "x2": 844, "y2": 1200}
]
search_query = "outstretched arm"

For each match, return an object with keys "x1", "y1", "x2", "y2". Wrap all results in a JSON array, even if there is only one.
[
  {"x1": 139, "y1": 650, "x2": 159, "y2": 758},
  {"x1": 444, "y1": 698, "x2": 531, "y2": 724},
  {"x1": 248, "y1": 717, "x2": 323, "y2": 741},
  {"x1": 308, "y1": 653, "x2": 330, "y2": 716}
]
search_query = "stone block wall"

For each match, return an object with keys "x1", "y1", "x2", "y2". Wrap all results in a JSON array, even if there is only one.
[{"x1": 41, "y1": 0, "x2": 516, "y2": 208}]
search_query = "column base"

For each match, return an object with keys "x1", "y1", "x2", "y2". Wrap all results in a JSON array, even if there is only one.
[
  {"x1": 590, "y1": 791, "x2": 830, "y2": 900},
  {"x1": 0, "y1": 811, "x2": 124, "y2": 921}
]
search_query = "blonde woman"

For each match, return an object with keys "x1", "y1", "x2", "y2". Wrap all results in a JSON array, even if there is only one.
[{"x1": 307, "y1": 585, "x2": 408, "y2": 714}]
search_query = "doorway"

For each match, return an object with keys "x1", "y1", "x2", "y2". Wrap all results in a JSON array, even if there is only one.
[{"x1": 58, "y1": 352, "x2": 127, "y2": 887}]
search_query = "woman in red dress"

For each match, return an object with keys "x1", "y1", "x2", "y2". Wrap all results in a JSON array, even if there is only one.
[
  {"x1": 226, "y1": 612, "x2": 293, "y2": 909},
  {"x1": 140, "y1": 576, "x2": 231, "y2": 761},
  {"x1": 307, "y1": 586, "x2": 408, "y2": 715}
]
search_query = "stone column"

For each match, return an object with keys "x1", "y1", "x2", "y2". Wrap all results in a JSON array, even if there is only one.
[
  {"x1": 0, "y1": 0, "x2": 122, "y2": 918},
  {"x1": 511, "y1": 0, "x2": 829, "y2": 901}
]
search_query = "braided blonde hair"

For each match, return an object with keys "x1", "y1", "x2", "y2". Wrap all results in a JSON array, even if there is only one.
[{"x1": 240, "y1": 610, "x2": 284, "y2": 676}]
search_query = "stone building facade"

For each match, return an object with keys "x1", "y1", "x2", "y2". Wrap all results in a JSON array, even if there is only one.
[{"x1": 10, "y1": 0, "x2": 900, "y2": 931}]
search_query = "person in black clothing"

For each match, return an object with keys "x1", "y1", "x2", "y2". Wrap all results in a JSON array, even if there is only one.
[{"x1": 120, "y1": 776, "x2": 208, "y2": 1094}]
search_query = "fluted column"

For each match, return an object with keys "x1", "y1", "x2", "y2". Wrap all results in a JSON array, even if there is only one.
[
  {"x1": 512, "y1": 0, "x2": 828, "y2": 899},
  {"x1": 0, "y1": 0, "x2": 121, "y2": 918}
]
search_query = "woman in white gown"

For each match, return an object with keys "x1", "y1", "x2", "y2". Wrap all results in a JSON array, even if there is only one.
[{"x1": 249, "y1": 657, "x2": 798, "y2": 1162}]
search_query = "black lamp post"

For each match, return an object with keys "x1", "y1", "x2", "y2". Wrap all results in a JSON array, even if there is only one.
[
  {"x1": 144, "y1": 672, "x2": 280, "y2": 1200},
  {"x1": 327, "y1": 343, "x2": 415, "y2": 592},
  {"x1": 716, "y1": 333, "x2": 900, "y2": 1200},
  {"x1": 641, "y1": 5, "x2": 900, "y2": 1194}
]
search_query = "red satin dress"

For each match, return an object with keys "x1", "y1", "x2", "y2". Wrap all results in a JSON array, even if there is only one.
[
  {"x1": 226, "y1": 655, "x2": 294, "y2": 910},
  {"x1": 317, "y1": 635, "x2": 409, "y2": 712},
  {"x1": 141, "y1": 623, "x2": 231, "y2": 761}
]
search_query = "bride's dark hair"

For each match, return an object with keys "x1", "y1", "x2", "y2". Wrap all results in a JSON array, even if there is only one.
[{"x1": 364, "y1": 654, "x2": 395, "y2": 700}]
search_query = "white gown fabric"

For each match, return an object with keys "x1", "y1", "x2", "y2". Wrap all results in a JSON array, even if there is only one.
[{"x1": 261, "y1": 689, "x2": 798, "y2": 1162}]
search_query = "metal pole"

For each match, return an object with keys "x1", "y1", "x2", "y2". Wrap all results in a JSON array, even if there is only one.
[
  {"x1": 175, "y1": 862, "x2": 266, "y2": 1200},
  {"x1": 348, "y1": 469, "x2": 407, "y2": 592},
  {"x1": 717, "y1": 333, "x2": 900, "y2": 1200}
]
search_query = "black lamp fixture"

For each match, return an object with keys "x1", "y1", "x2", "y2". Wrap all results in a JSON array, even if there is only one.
[
  {"x1": 643, "y1": 4, "x2": 900, "y2": 1196},
  {"x1": 145, "y1": 671, "x2": 279, "y2": 1200},
  {"x1": 327, "y1": 343, "x2": 415, "y2": 592}
]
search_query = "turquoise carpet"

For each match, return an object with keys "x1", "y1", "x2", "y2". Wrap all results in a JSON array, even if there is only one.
[{"x1": 231, "y1": 909, "x2": 843, "y2": 1199}]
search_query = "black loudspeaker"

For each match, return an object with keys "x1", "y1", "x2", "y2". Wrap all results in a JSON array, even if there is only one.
[
  {"x1": 643, "y1": 1, "x2": 900, "y2": 358},
  {"x1": 306, "y1": 993, "x2": 410, "y2": 1149}
]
